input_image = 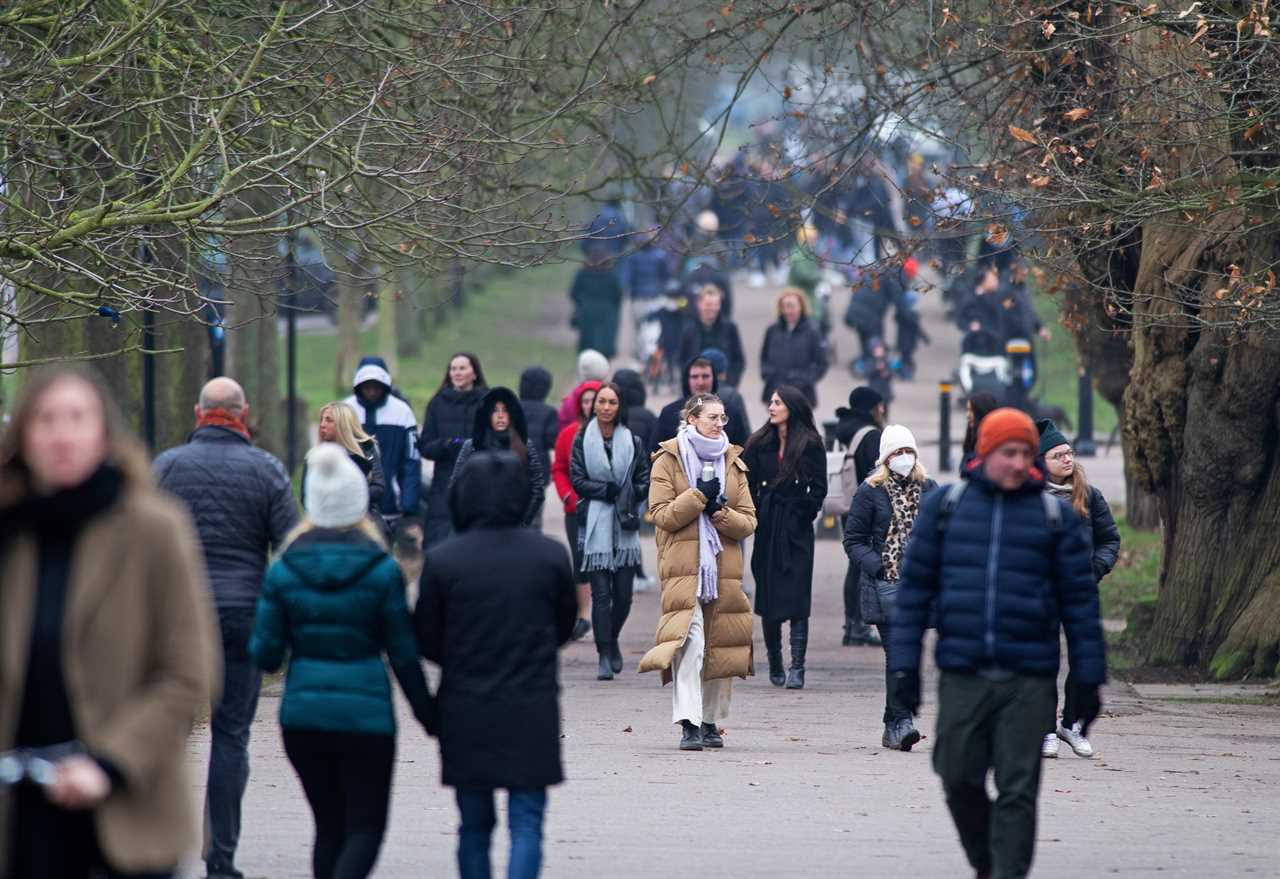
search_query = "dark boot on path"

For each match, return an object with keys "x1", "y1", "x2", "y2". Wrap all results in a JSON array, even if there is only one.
[
  {"x1": 701, "y1": 723, "x2": 724, "y2": 749},
  {"x1": 763, "y1": 619, "x2": 786, "y2": 687},
  {"x1": 785, "y1": 618, "x2": 809, "y2": 689},
  {"x1": 844, "y1": 618, "x2": 882, "y2": 647},
  {"x1": 596, "y1": 649, "x2": 614, "y2": 681},
  {"x1": 609, "y1": 641, "x2": 624, "y2": 674},
  {"x1": 882, "y1": 718, "x2": 922, "y2": 751},
  {"x1": 679, "y1": 720, "x2": 704, "y2": 751}
]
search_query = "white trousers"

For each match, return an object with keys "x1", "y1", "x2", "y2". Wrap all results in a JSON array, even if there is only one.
[{"x1": 671, "y1": 602, "x2": 732, "y2": 726}]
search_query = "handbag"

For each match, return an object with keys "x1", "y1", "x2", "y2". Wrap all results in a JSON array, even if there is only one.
[
  {"x1": 859, "y1": 571, "x2": 899, "y2": 625},
  {"x1": 614, "y1": 457, "x2": 641, "y2": 532}
]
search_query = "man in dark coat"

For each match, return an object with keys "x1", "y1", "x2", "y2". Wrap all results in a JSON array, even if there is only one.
[
  {"x1": 677, "y1": 285, "x2": 746, "y2": 386},
  {"x1": 415, "y1": 451, "x2": 577, "y2": 876},
  {"x1": 699, "y1": 348, "x2": 751, "y2": 441},
  {"x1": 833, "y1": 386, "x2": 886, "y2": 646},
  {"x1": 519, "y1": 366, "x2": 560, "y2": 480},
  {"x1": 890, "y1": 408, "x2": 1106, "y2": 879},
  {"x1": 650, "y1": 356, "x2": 749, "y2": 451},
  {"x1": 153, "y1": 377, "x2": 298, "y2": 879}
]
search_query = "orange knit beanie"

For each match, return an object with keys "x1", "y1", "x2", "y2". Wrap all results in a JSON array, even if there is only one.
[{"x1": 976, "y1": 408, "x2": 1038, "y2": 457}]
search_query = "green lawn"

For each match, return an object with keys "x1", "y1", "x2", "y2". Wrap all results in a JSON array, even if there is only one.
[
  {"x1": 1033, "y1": 293, "x2": 1120, "y2": 439},
  {"x1": 1099, "y1": 515, "x2": 1162, "y2": 623},
  {"x1": 288, "y1": 262, "x2": 579, "y2": 421}
]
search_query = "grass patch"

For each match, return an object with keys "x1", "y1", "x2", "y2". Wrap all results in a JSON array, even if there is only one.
[
  {"x1": 1099, "y1": 515, "x2": 1162, "y2": 622},
  {"x1": 288, "y1": 262, "x2": 579, "y2": 423},
  {"x1": 1033, "y1": 292, "x2": 1119, "y2": 438},
  {"x1": 1144, "y1": 693, "x2": 1280, "y2": 707}
]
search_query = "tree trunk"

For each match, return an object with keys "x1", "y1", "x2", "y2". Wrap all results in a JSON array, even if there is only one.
[
  {"x1": 224, "y1": 229, "x2": 284, "y2": 457},
  {"x1": 1126, "y1": 219, "x2": 1280, "y2": 678}
]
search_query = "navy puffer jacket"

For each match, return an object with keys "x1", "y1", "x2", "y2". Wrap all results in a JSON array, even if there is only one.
[{"x1": 888, "y1": 462, "x2": 1106, "y2": 685}]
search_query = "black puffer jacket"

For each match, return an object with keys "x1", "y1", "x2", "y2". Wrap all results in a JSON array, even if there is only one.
[
  {"x1": 451, "y1": 388, "x2": 547, "y2": 528},
  {"x1": 842, "y1": 476, "x2": 939, "y2": 579},
  {"x1": 760, "y1": 316, "x2": 827, "y2": 405},
  {"x1": 419, "y1": 385, "x2": 488, "y2": 519},
  {"x1": 1049, "y1": 484, "x2": 1121, "y2": 582},
  {"x1": 154, "y1": 426, "x2": 299, "y2": 609}
]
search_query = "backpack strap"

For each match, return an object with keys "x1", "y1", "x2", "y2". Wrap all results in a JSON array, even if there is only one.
[
  {"x1": 936, "y1": 481, "x2": 968, "y2": 535},
  {"x1": 1040, "y1": 490, "x2": 1063, "y2": 533}
]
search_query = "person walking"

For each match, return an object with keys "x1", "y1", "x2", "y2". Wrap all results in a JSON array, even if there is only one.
[
  {"x1": 451, "y1": 387, "x2": 548, "y2": 528},
  {"x1": 677, "y1": 285, "x2": 746, "y2": 387},
  {"x1": 620, "y1": 232, "x2": 670, "y2": 361},
  {"x1": 552, "y1": 380, "x2": 601, "y2": 641},
  {"x1": 834, "y1": 387, "x2": 887, "y2": 647},
  {"x1": 842, "y1": 426, "x2": 937, "y2": 749},
  {"x1": 1037, "y1": 419, "x2": 1120, "y2": 760},
  {"x1": 519, "y1": 367, "x2": 561, "y2": 489},
  {"x1": 249, "y1": 444, "x2": 436, "y2": 879},
  {"x1": 570, "y1": 244, "x2": 624, "y2": 359},
  {"x1": 890, "y1": 408, "x2": 1106, "y2": 879},
  {"x1": 154, "y1": 377, "x2": 298, "y2": 879},
  {"x1": 650, "y1": 356, "x2": 749, "y2": 450},
  {"x1": 760, "y1": 288, "x2": 827, "y2": 406},
  {"x1": 419, "y1": 352, "x2": 488, "y2": 547},
  {"x1": 743, "y1": 386, "x2": 827, "y2": 690},
  {"x1": 640, "y1": 393, "x2": 757, "y2": 750},
  {"x1": 305, "y1": 402, "x2": 386, "y2": 518},
  {"x1": 343, "y1": 359, "x2": 422, "y2": 544},
  {"x1": 416, "y1": 451, "x2": 577, "y2": 879},
  {"x1": 0, "y1": 368, "x2": 220, "y2": 879},
  {"x1": 570, "y1": 382, "x2": 650, "y2": 680}
]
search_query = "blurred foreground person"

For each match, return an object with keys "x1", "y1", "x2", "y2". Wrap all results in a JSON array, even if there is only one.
[
  {"x1": 417, "y1": 452, "x2": 577, "y2": 879},
  {"x1": 0, "y1": 368, "x2": 220, "y2": 878},
  {"x1": 251, "y1": 444, "x2": 435, "y2": 879}
]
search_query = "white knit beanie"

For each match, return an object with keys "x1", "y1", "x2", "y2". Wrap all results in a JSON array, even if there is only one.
[
  {"x1": 577, "y1": 349, "x2": 610, "y2": 382},
  {"x1": 877, "y1": 424, "x2": 919, "y2": 467},
  {"x1": 304, "y1": 443, "x2": 369, "y2": 529}
]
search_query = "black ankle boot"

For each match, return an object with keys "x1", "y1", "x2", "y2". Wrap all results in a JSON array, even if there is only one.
[
  {"x1": 679, "y1": 720, "x2": 703, "y2": 751},
  {"x1": 786, "y1": 618, "x2": 809, "y2": 689},
  {"x1": 700, "y1": 723, "x2": 724, "y2": 748},
  {"x1": 609, "y1": 641, "x2": 624, "y2": 674},
  {"x1": 767, "y1": 649, "x2": 786, "y2": 687},
  {"x1": 597, "y1": 650, "x2": 614, "y2": 681}
]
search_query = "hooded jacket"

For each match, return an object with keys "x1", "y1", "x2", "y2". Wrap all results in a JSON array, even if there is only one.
[
  {"x1": 343, "y1": 361, "x2": 422, "y2": 517},
  {"x1": 519, "y1": 366, "x2": 560, "y2": 476},
  {"x1": 418, "y1": 382, "x2": 488, "y2": 520},
  {"x1": 450, "y1": 387, "x2": 547, "y2": 527},
  {"x1": 677, "y1": 315, "x2": 746, "y2": 387},
  {"x1": 249, "y1": 528, "x2": 434, "y2": 737},
  {"x1": 552, "y1": 381, "x2": 602, "y2": 515},
  {"x1": 650, "y1": 357, "x2": 749, "y2": 452},
  {"x1": 889, "y1": 460, "x2": 1107, "y2": 685},
  {"x1": 416, "y1": 452, "x2": 577, "y2": 789}
]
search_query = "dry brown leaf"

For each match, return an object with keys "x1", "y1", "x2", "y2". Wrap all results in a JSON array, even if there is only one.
[
  {"x1": 1029, "y1": 174, "x2": 1052, "y2": 187},
  {"x1": 1063, "y1": 107, "x2": 1090, "y2": 122},
  {"x1": 642, "y1": 73, "x2": 657, "y2": 86},
  {"x1": 1008, "y1": 125, "x2": 1038, "y2": 145}
]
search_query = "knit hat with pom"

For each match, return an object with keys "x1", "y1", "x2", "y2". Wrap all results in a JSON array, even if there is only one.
[{"x1": 304, "y1": 443, "x2": 369, "y2": 529}]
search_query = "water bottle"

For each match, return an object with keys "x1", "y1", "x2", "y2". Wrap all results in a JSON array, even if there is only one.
[{"x1": 701, "y1": 461, "x2": 714, "y2": 483}]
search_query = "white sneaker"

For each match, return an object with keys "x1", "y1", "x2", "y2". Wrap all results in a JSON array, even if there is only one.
[
  {"x1": 1041, "y1": 733, "x2": 1059, "y2": 758},
  {"x1": 633, "y1": 575, "x2": 655, "y2": 593},
  {"x1": 1057, "y1": 721, "x2": 1094, "y2": 758},
  {"x1": 749, "y1": 271, "x2": 766, "y2": 288}
]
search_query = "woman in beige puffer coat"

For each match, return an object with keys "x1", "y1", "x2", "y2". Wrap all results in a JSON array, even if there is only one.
[{"x1": 639, "y1": 393, "x2": 757, "y2": 751}]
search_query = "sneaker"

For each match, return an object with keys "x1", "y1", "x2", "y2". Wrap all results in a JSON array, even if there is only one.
[
  {"x1": 633, "y1": 575, "x2": 655, "y2": 593},
  {"x1": 1041, "y1": 733, "x2": 1059, "y2": 758},
  {"x1": 882, "y1": 719, "x2": 921, "y2": 751},
  {"x1": 1057, "y1": 721, "x2": 1094, "y2": 758}
]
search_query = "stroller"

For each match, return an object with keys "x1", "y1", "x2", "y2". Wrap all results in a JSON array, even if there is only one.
[{"x1": 956, "y1": 329, "x2": 1037, "y2": 408}]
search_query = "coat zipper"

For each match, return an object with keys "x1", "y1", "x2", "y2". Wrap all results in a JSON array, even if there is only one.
[{"x1": 984, "y1": 494, "x2": 1003, "y2": 661}]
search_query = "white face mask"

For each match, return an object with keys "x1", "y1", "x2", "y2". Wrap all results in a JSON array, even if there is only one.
[{"x1": 888, "y1": 453, "x2": 916, "y2": 478}]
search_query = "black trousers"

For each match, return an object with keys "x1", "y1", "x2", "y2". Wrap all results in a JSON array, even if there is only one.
[
  {"x1": 842, "y1": 562, "x2": 864, "y2": 627},
  {"x1": 588, "y1": 567, "x2": 635, "y2": 650},
  {"x1": 9, "y1": 789, "x2": 173, "y2": 878},
  {"x1": 283, "y1": 728, "x2": 395, "y2": 879}
]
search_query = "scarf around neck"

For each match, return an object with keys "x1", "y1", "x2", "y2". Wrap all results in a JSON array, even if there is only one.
[
  {"x1": 582, "y1": 419, "x2": 641, "y2": 572},
  {"x1": 676, "y1": 424, "x2": 730, "y2": 603},
  {"x1": 196, "y1": 408, "x2": 251, "y2": 441},
  {"x1": 881, "y1": 472, "x2": 923, "y2": 583}
]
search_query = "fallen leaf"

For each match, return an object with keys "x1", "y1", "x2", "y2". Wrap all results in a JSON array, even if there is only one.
[
  {"x1": 1063, "y1": 107, "x2": 1090, "y2": 122},
  {"x1": 1029, "y1": 174, "x2": 1052, "y2": 187},
  {"x1": 642, "y1": 73, "x2": 657, "y2": 86},
  {"x1": 1009, "y1": 125, "x2": 1038, "y2": 145}
]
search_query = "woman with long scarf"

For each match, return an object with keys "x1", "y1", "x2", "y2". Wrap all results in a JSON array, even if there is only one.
[
  {"x1": 842, "y1": 425, "x2": 937, "y2": 751},
  {"x1": 640, "y1": 393, "x2": 757, "y2": 751},
  {"x1": 569, "y1": 383, "x2": 650, "y2": 681}
]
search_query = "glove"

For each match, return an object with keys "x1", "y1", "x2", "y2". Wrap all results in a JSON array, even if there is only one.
[
  {"x1": 604, "y1": 482, "x2": 620, "y2": 503},
  {"x1": 704, "y1": 497, "x2": 723, "y2": 517},
  {"x1": 696, "y1": 476, "x2": 721, "y2": 504},
  {"x1": 1069, "y1": 682, "x2": 1102, "y2": 735},
  {"x1": 893, "y1": 670, "x2": 922, "y2": 716}
]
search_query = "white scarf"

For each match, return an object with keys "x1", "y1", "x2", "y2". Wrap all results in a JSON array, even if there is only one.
[
  {"x1": 582, "y1": 419, "x2": 642, "y2": 572},
  {"x1": 675, "y1": 424, "x2": 729, "y2": 602}
]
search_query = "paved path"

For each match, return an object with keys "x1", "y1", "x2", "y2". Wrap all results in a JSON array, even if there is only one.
[{"x1": 185, "y1": 267, "x2": 1275, "y2": 877}]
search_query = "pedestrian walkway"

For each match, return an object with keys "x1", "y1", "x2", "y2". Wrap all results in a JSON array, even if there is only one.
[{"x1": 185, "y1": 267, "x2": 1274, "y2": 877}]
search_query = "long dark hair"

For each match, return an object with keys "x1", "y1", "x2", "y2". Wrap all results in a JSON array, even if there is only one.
[
  {"x1": 747, "y1": 384, "x2": 820, "y2": 484},
  {"x1": 437, "y1": 351, "x2": 488, "y2": 393},
  {"x1": 591, "y1": 381, "x2": 629, "y2": 428},
  {"x1": 962, "y1": 391, "x2": 1000, "y2": 456}
]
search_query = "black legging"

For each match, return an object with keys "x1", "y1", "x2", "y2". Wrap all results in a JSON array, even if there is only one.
[
  {"x1": 588, "y1": 567, "x2": 635, "y2": 649},
  {"x1": 283, "y1": 729, "x2": 395, "y2": 879}
]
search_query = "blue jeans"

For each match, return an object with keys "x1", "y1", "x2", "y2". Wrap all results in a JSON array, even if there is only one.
[
  {"x1": 205, "y1": 607, "x2": 262, "y2": 878},
  {"x1": 455, "y1": 788, "x2": 547, "y2": 879}
]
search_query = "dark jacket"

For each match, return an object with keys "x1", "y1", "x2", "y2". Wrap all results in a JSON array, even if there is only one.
[
  {"x1": 419, "y1": 385, "x2": 488, "y2": 520},
  {"x1": 833, "y1": 409, "x2": 881, "y2": 489},
  {"x1": 760, "y1": 316, "x2": 827, "y2": 405},
  {"x1": 300, "y1": 439, "x2": 386, "y2": 515},
  {"x1": 154, "y1": 426, "x2": 299, "y2": 609},
  {"x1": 415, "y1": 452, "x2": 578, "y2": 789},
  {"x1": 684, "y1": 262, "x2": 734, "y2": 318},
  {"x1": 651, "y1": 358, "x2": 749, "y2": 451},
  {"x1": 519, "y1": 367, "x2": 560, "y2": 478},
  {"x1": 621, "y1": 245, "x2": 670, "y2": 300},
  {"x1": 843, "y1": 272, "x2": 894, "y2": 335},
  {"x1": 888, "y1": 462, "x2": 1107, "y2": 685},
  {"x1": 569, "y1": 266, "x2": 623, "y2": 359},
  {"x1": 1052, "y1": 485, "x2": 1121, "y2": 582},
  {"x1": 451, "y1": 387, "x2": 546, "y2": 528},
  {"x1": 842, "y1": 476, "x2": 939, "y2": 579},
  {"x1": 677, "y1": 316, "x2": 746, "y2": 387},
  {"x1": 743, "y1": 435, "x2": 828, "y2": 621},
  {"x1": 569, "y1": 424, "x2": 651, "y2": 538},
  {"x1": 344, "y1": 362, "x2": 421, "y2": 517},
  {"x1": 249, "y1": 529, "x2": 434, "y2": 737},
  {"x1": 612, "y1": 369, "x2": 658, "y2": 456}
]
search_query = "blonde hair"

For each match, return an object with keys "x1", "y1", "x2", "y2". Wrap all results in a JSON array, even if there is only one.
[
  {"x1": 776, "y1": 287, "x2": 810, "y2": 318},
  {"x1": 867, "y1": 457, "x2": 930, "y2": 488},
  {"x1": 279, "y1": 516, "x2": 388, "y2": 554},
  {"x1": 320, "y1": 402, "x2": 374, "y2": 459},
  {"x1": 681, "y1": 392, "x2": 724, "y2": 424}
]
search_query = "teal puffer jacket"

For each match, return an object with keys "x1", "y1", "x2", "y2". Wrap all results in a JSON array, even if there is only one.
[{"x1": 249, "y1": 529, "x2": 434, "y2": 737}]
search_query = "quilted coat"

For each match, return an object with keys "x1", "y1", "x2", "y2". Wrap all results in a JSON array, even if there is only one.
[{"x1": 638, "y1": 439, "x2": 758, "y2": 683}]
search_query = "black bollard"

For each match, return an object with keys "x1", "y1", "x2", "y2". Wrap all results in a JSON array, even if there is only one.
[
  {"x1": 1075, "y1": 367, "x2": 1097, "y2": 457},
  {"x1": 939, "y1": 381, "x2": 953, "y2": 472}
]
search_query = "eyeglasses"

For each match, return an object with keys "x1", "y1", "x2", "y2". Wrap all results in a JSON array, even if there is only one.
[
  {"x1": 698, "y1": 414, "x2": 729, "y2": 425},
  {"x1": 1046, "y1": 450, "x2": 1074, "y2": 462}
]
